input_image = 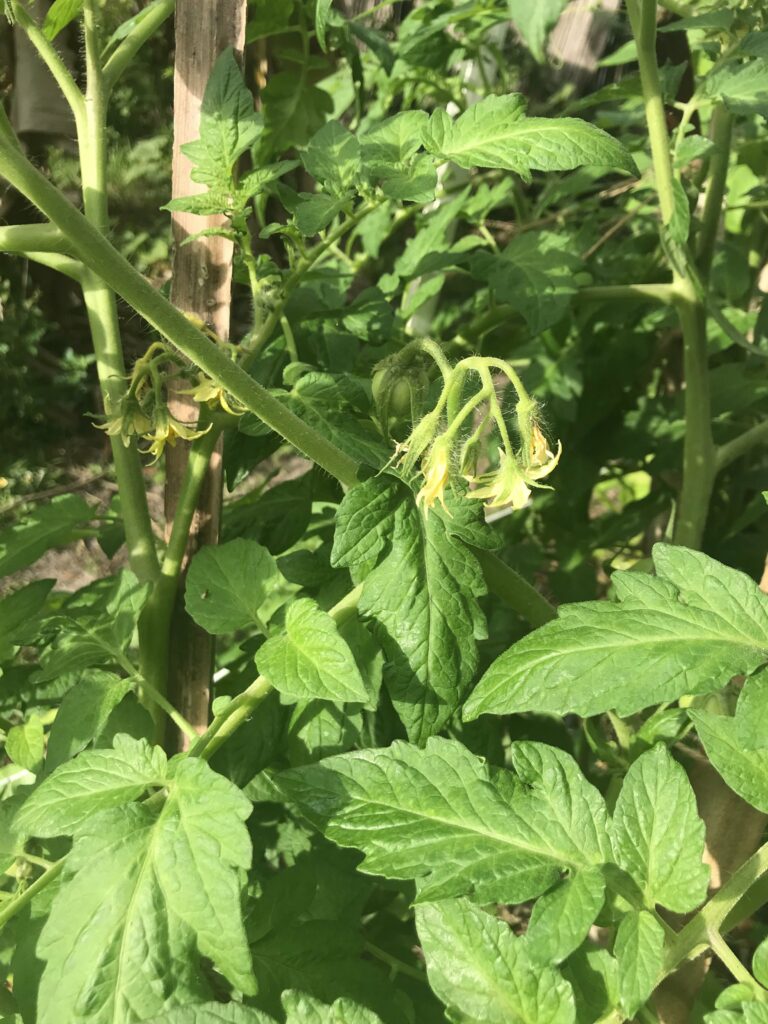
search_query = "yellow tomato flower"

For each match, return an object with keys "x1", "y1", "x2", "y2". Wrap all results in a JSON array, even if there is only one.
[
  {"x1": 416, "y1": 436, "x2": 451, "y2": 513},
  {"x1": 469, "y1": 441, "x2": 562, "y2": 513}
]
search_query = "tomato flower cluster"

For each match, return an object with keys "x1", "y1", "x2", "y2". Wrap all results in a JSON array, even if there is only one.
[
  {"x1": 97, "y1": 339, "x2": 242, "y2": 461},
  {"x1": 376, "y1": 343, "x2": 561, "y2": 516}
]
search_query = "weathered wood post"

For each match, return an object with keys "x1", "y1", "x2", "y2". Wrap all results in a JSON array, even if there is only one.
[{"x1": 165, "y1": 0, "x2": 248, "y2": 747}]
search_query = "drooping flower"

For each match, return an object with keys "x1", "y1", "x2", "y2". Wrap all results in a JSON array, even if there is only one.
[
  {"x1": 181, "y1": 374, "x2": 246, "y2": 416},
  {"x1": 416, "y1": 436, "x2": 451, "y2": 513},
  {"x1": 469, "y1": 440, "x2": 562, "y2": 513},
  {"x1": 143, "y1": 408, "x2": 211, "y2": 462}
]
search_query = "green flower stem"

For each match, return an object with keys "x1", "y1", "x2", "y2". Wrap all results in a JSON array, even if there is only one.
[
  {"x1": 696, "y1": 105, "x2": 733, "y2": 283},
  {"x1": 102, "y1": 0, "x2": 176, "y2": 94},
  {"x1": 0, "y1": 857, "x2": 65, "y2": 931},
  {"x1": 0, "y1": 115, "x2": 361, "y2": 491},
  {"x1": 627, "y1": 0, "x2": 717, "y2": 551},
  {"x1": 715, "y1": 421, "x2": 768, "y2": 473}
]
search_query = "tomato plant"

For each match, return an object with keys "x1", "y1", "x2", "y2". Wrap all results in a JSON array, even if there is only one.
[{"x1": 1, "y1": 1, "x2": 768, "y2": 1022}]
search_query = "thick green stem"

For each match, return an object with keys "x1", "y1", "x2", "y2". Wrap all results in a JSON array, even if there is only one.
[
  {"x1": 81, "y1": 274, "x2": 159, "y2": 581},
  {"x1": 672, "y1": 287, "x2": 716, "y2": 549},
  {"x1": 76, "y1": 1, "x2": 159, "y2": 583},
  {"x1": 696, "y1": 105, "x2": 733, "y2": 282},
  {"x1": 628, "y1": 0, "x2": 716, "y2": 552}
]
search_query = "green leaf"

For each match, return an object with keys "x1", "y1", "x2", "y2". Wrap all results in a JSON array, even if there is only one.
[
  {"x1": 614, "y1": 910, "x2": 664, "y2": 1017},
  {"x1": 315, "y1": 0, "x2": 334, "y2": 52},
  {"x1": 283, "y1": 990, "x2": 384, "y2": 1023},
  {"x1": 689, "y1": 671, "x2": 768, "y2": 812},
  {"x1": 360, "y1": 112, "x2": 437, "y2": 202},
  {"x1": 0, "y1": 494, "x2": 92, "y2": 577},
  {"x1": 36, "y1": 757, "x2": 255, "y2": 1023},
  {"x1": 753, "y1": 935, "x2": 768, "y2": 988},
  {"x1": 144, "y1": 1006, "x2": 274, "y2": 1024},
  {"x1": 332, "y1": 478, "x2": 492, "y2": 741},
  {"x1": 42, "y1": 0, "x2": 83, "y2": 39},
  {"x1": 256, "y1": 597, "x2": 370, "y2": 705},
  {"x1": 181, "y1": 48, "x2": 262, "y2": 186},
  {"x1": 0, "y1": 579, "x2": 54, "y2": 660},
  {"x1": 185, "y1": 538, "x2": 287, "y2": 635},
  {"x1": 525, "y1": 869, "x2": 606, "y2": 965},
  {"x1": 36, "y1": 570, "x2": 149, "y2": 681},
  {"x1": 6, "y1": 717, "x2": 45, "y2": 773},
  {"x1": 422, "y1": 96, "x2": 636, "y2": 182},
  {"x1": 14, "y1": 735, "x2": 167, "y2": 836},
  {"x1": 508, "y1": 0, "x2": 569, "y2": 62},
  {"x1": 295, "y1": 192, "x2": 350, "y2": 235},
  {"x1": 303, "y1": 121, "x2": 361, "y2": 192},
  {"x1": 261, "y1": 71, "x2": 333, "y2": 155},
  {"x1": 705, "y1": 59, "x2": 768, "y2": 117},
  {"x1": 561, "y1": 947, "x2": 619, "y2": 1024},
  {"x1": 416, "y1": 898, "x2": 576, "y2": 1024},
  {"x1": 610, "y1": 745, "x2": 708, "y2": 913},
  {"x1": 45, "y1": 672, "x2": 133, "y2": 772},
  {"x1": 465, "y1": 544, "x2": 768, "y2": 720},
  {"x1": 471, "y1": 231, "x2": 582, "y2": 334},
  {"x1": 278, "y1": 736, "x2": 609, "y2": 904}
]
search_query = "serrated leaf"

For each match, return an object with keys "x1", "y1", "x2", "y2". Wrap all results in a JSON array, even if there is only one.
[
  {"x1": 471, "y1": 231, "x2": 582, "y2": 334},
  {"x1": 282, "y1": 990, "x2": 384, "y2": 1023},
  {"x1": 0, "y1": 494, "x2": 92, "y2": 577},
  {"x1": 185, "y1": 538, "x2": 287, "y2": 635},
  {"x1": 508, "y1": 0, "x2": 569, "y2": 62},
  {"x1": 416, "y1": 898, "x2": 576, "y2": 1024},
  {"x1": 332, "y1": 477, "x2": 491, "y2": 742},
  {"x1": 295, "y1": 192, "x2": 350, "y2": 235},
  {"x1": 144, "y1": 1005, "x2": 274, "y2": 1024},
  {"x1": 422, "y1": 96, "x2": 636, "y2": 182},
  {"x1": 611, "y1": 745, "x2": 708, "y2": 913},
  {"x1": 45, "y1": 673, "x2": 133, "y2": 771},
  {"x1": 614, "y1": 910, "x2": 664, "y2": 1017},
  {"x1": 303, "y1": 121, "x2": 361, "y2": 192},
  {"x1": 257, "y1": 597, "x2": 369, "y2": 705},
  {"x1": 42, "y1": 0, "x2": 82, "y2": 39},
  {"x1": 278, "y1": 736, "x2": 609, "y2": 904},
  {"x1": 705, "y1": 59, "x2": 768, "y2": 117},
  {"x1": 35, "y1": 570, "x2": 149, "y2": 682},
  {"x1": 753, "y1": 935, "x2": 768, "y2": 988},
  {"x1": 6, "y1": 717, "x2": 45, "y2": 774},
  {"x1": 525, "y1": 869, "x2": 606, "y2": 965},
  {"x1": 36, "y1": 757, "x2": 255, "y2": 1023},
  {"x1": 360, "y1": 112, "x2": 437, "y2": 202},
  {"x1": 181, "y1": 48, "x2": 262, "y2": 186},
  {"x1": 465, "y1": 544, "x2": 768, "y2": 720},
  {"x1": 14, "y1": 735, "x2": 167, "y2": 836}
]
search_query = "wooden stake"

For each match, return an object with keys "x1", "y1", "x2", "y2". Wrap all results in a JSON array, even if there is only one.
[{"x1": 166, "y1": 0, "x2": 247, "y2": 748}]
